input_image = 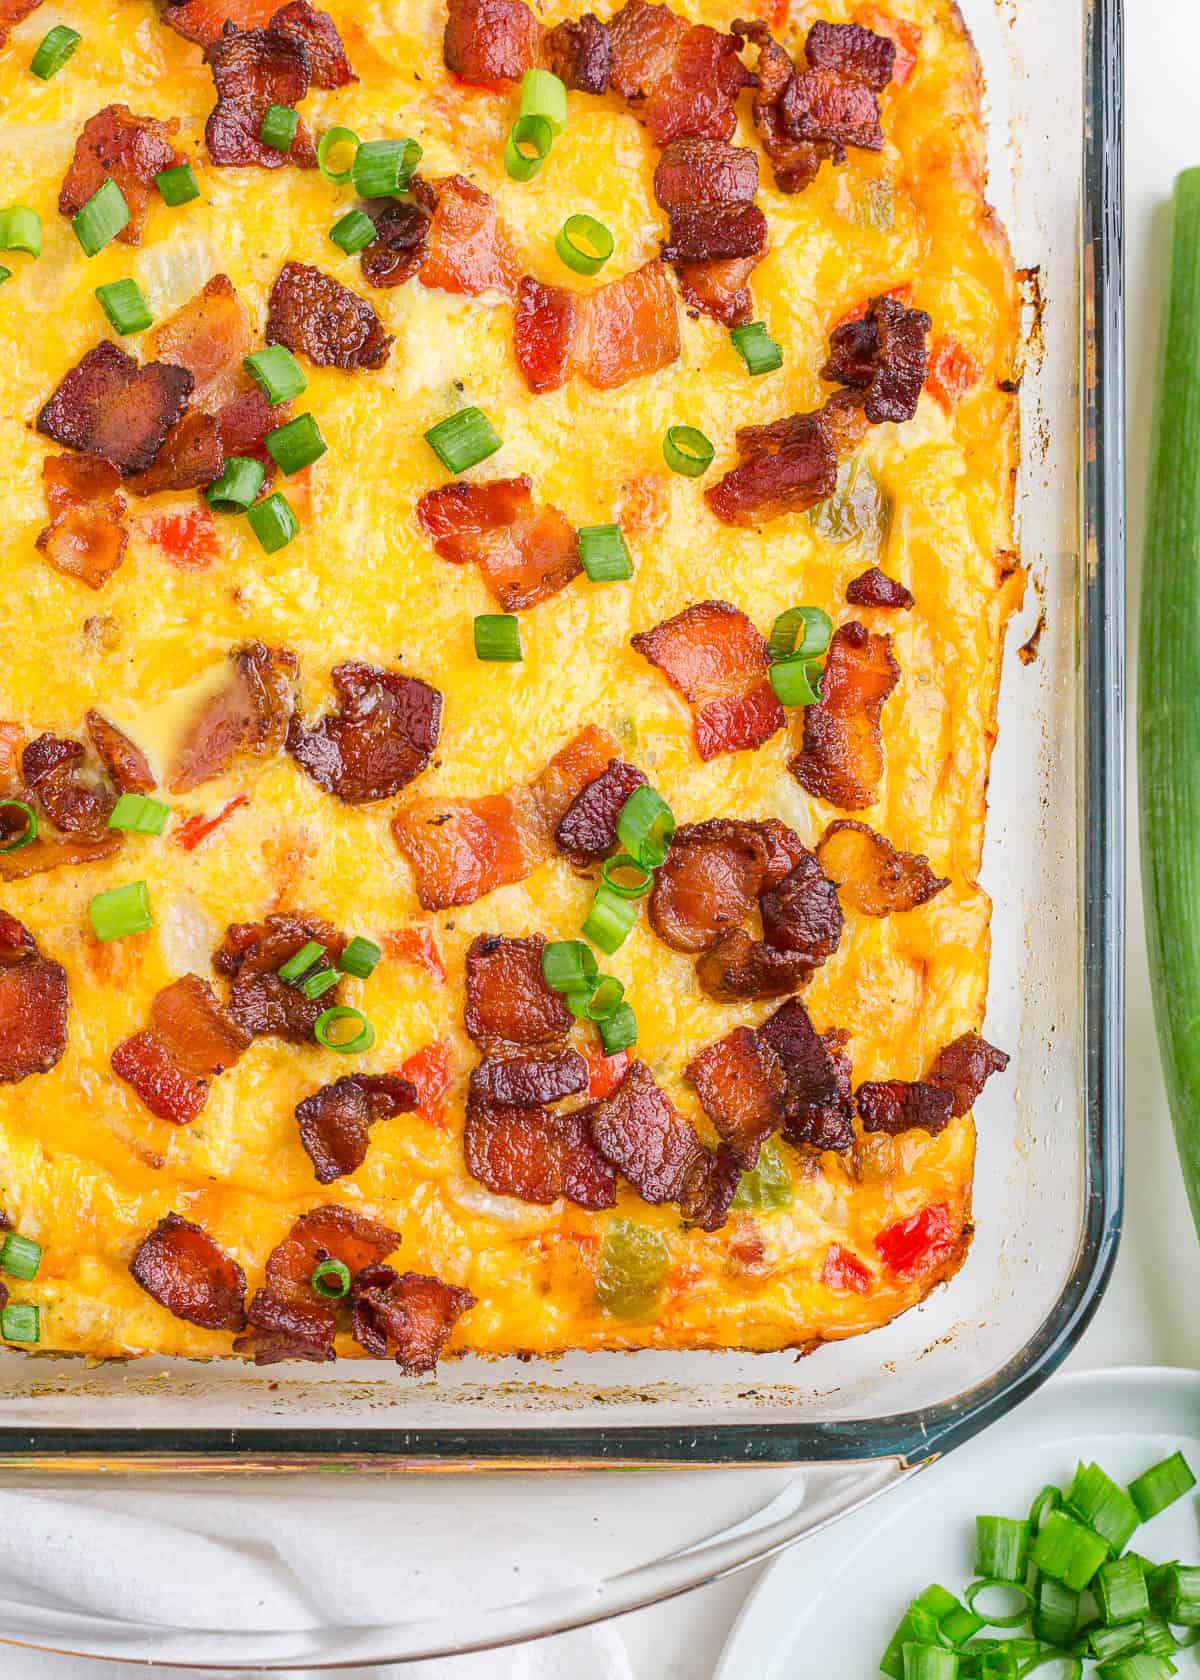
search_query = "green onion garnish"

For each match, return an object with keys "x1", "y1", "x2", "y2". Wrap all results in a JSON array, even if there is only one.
[
  {"x1": 278, "y1": 939, "x2": 326, "y2": 983},
  {"x1": 299, "y1": 967, "x2": 339, "y2": 1001},
  {"x1": 317, "y1": 125, "x2": 360, "y2": 183},
  {"x1": 730, "y1": 319, "x2": 783, "y2": 377},
  {"x1": 353, "y1": 137, "x2": 421, "y2": 198},
  {"x1": 974, "y1": 1516, "x2": 1031, "y2": 1584},
  {"x1": 206, "y1": 456, "x2": 265, "y2": 513},
  {"x1": 556, "y1": 214, "x2": 613, "y2": 276},
  {"x1": 474, "y1": 613, "x2": 522, "y2": 662},
  {"x1": 1139, "y1": 1613, "x2": 1180, "y2": 1659},
  {"x1": 340, "y1": 936, "x2": 381, "y2": 978},
  {"x1": 0, "y1": 799, "x2": 37, "y2": 853},
  {"x1": 1164, "y1": 1563, "x2": 1200, "y2": 1626},
  {"x1": 579, "y1": 523, "x2": 632, "y2": 582},
  {"x1": 769, "y1": 654, "x2": 823, "y2": 707},
  {"x1": 542, "y1": 940, "x2": 599, "y2": 994},
  {"x1": 1067, "y1": 1461, "x2": 1142, "y2": 1554},
  {"x1": 1093, "y1": 1657, "x2": 1177, "y2": 1679},
  {"x1": 0, "y1": 267, "x2": 10, "y2": 287},
  {"x1": 0, "y1": 206, "x2": 42, "y2": 259},
  {"x1": 1129, "y1": 1452, "x2": 1196, "y2": 1521},
  {"x1": 1096, "y1": 1555, "x2": 1150, "y2": 1626},
  {"x1": 244, "y1": 344, "x2": 307, "y2": 405},
  {"x1": 89, "y1": 881, "x2": 152, "y2": 943},
  {"x1": 259, "y1": 103, "x2": 299, "y2": 152},
  {"x1": 1, "y1": 1303, "x2": 39, "y2": 1343},
  {"x1": 768, "y1": 604, "x2": 833, "y2": 662},
  {"x1": 330, "y1": 208, "x2": 377, "y2": 255},
  {"x1": 155, "y1": 163, "x2": 199, "y2": 206},
  {"x1": 0, "y1": 1234, "x2": 41, "y2": 1281},
  {"x1": 563, "y1": 988, "x2": 595, "y2": 1020},
  {"x1": 30, "y1": 24, "x2": 81, "y2": 79},
  {"x1": 600, "y1": 852, "x2": 654, "y2": 900},
  {"x1": 583, "y1": 882, "x2": 639, "y2": 954},
  {"x1": 520, "y1": 67, "x2": 567, "y2": 135},
  {"x1": 1032, "y1": 1575, "x2": 1079, "y2": 1647},
  {"x1": 72, "y1": 177, "x2": 130, "y2": 256},
  {"x1": 585, "y1": 974, "x2": 625, "y2": 1020},
  {"x1": 962, "y1": 1579, "x2": 1034, "y2": 1629},
  {"x1": 880, "y1": 1586, "x2": 964, "y2": 1679},
  {"x1": 424, "y1": 405, "x2": 502, "y2": 473},
  {"x1": 108, "y1": 793, "x2": 169, "y2": 836},
  {"x1": 95, "y1": 277, "x2": 152, "y2": 335},
  {"x1": 598, "y1": 1001, "x2": 637, "y2": 1055},
  {"x1": 246, "y1": 490, "x2": 300, "y2": 553},
  {"x1": 663, "y1": 425, "x2": 714, "y2": 477},
  {"x1": 1032, "y1": 1508, "x2": 1110, "y2": 1591},
  {"x1": 1029, "y1": 1483, "x2": 1061, "y2": 1532},
  {"x1": 311, "y1": 1256, "x2": 351, "y2": 1299},
  {"x1": 615, "y1": 783, "x2": 675, "y2": 871},
  {"x1": 898, "y1": 1647, "x2": 958, "y2": 1680},
  {"x1": 314, "y1": 1005, "x2": 375, "y2": 1054},
  {"x1": 504, "y1": 114, "x2": 552, "y2": 182},
  {"x1": 265, "y1": 412, "x2": 327, "y2": 475}
]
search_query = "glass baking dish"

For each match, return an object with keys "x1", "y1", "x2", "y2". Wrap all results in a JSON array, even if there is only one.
[{"x1": 0, "y1": 0, "x2": 1123, "y2": 1664}]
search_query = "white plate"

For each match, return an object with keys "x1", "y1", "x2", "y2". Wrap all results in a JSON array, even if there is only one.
[{"x1": 715, "y1": 1368, "x2": 1200, "y2": 1679}]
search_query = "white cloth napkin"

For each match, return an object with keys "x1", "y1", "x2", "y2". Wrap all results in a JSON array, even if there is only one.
[{"x1": 0, "y1": 1484, "x2": 634, "y2": 1679}]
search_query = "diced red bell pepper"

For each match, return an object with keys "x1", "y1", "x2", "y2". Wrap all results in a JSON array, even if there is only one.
[
  {"x1": 401, "y1": 1038, "x2": 453, "y2": 1127},
  {"x1": 821, "y1": 1242, "x2": 873, "y2": 1294},
  {"x1": 874, "y1": 1202, "x2": 956, "y2": 1279}
]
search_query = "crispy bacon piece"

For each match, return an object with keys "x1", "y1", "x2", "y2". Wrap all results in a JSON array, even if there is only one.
[
  {"x1": 758, "y1": 998, "x2": 853, "y2": 1152},
  {"x1": 130, "y1": 1212, "x2": 247, "y2": 1330},
  {"x1": 463, "y1": 933, "x2": 572, "y2": 1053},
  {"x1": 678, "y1": 1143, "x2": 742, "y2": 1230},
  {"x1": 37, "y1": 342, "x2": 194, "y2": 478},
  {"x1": 205, "y1": 21, "x2": 317, "y2": 169},
  {"x1": 649, "y1": 818, "x2": 801, "y2": 952},
  {"x1": 85, "y1": 711, "x2": 155, "y2": 794},
  {"x1": 349, "y1": 1264, "x2": 475, "y2": 1371},
  {"x1": 546, "y1": 11, "x2": 611, "y2": 90},
  {"x1": 161, "y1": 0, "x2": 278, "y2": 47},
  {"x1": 857, "y1": 1078, "x2": 953, "y2": 1137},
  {"x1": 151, "y1": 274, "x2": 253, "y2": 413},
  {"x1": 215, "y1": 385, "x2": 281, "y2": 470},
  {"x1": 287, "y1": 663, "x2": 442, "y2": 803},
  {"x1": 235, "y1": 1204, "x2": 398, "y2": 1364},
  {"x1": 59, "y1": 105, "x2": 184, "y2": 246},
  {"x1": 422, "y1": 175, "x2": 520, "y2": 298},
  {"x1": 759, "y1": 850, "x2": 844, "y2": 966},
  {"x1": 846, "y1": 565, "x2": 913, "y2": 610},
  {"x1": 631, "y1": 600, "x2": 784, "y2": 761},
  {"x1": 169, "y1": 641, "x2": 297, "y2": 793},
  {"x1": 608, "y1": 0, "x2": 752, "y2": 146},
  {"x1": 0, "y1": 830, "x2": 120, "y2": 881},
  {"x1": 789, "y1": 620, "x2": 898, "y2": 809},
  {"x1": 513, "y1": 261, "x2": 680, "y2": 395},
  {"x1": 464, "y1": 1094, "x2": 616, "y2": 1208},
  {"x1": 687, "y1": 1024, "x2": 783, "y2": 1167},
  {"x1": 822, "y1": 1241, "x2": 872, "y2": 1293},
  {"x1": 469, "y1": 1049, "x2": 587, "y2": 1107},
  {"x1": 23, "y1": 734, "x2": 114, "y2": 836},
  {"x1": 554, "y1": 759, "x2": 647, "y2": 865},
  {"x1": 267, "y1": 261, "x2": 392, "y2": 371},
  {"x1": 269, "y1": 0, "x2": 354, "y2": 85},
  {"x1": 817, "y1": 819, "x2": 947, "y2": 916},
  {"x1": 0, "y1": 0, "x2": 42, "y2": 47},
  {"x1": 822, "y1": 294, "x2": 932, "y2": 425},
  {"x1": 443, "y1": 0, "x2": 541, "y2": 82},
  {"x1": 0, "y1": 911, "x2": 69, "y2": 1085},
  {"x1": 695, "y1": 929, "x2": 810, "y2": 1002},
  {"x1": 733, "y1": 20, "x2": 820, "y2": 194},
  {"x1": 361, "y1": 201, "x2": 430, "y2": 290},
  {"x1": 297, "y1": 1072, "x2": 418, "y2": 1183},
  {"x1": 927, "y1": 1032, "x2": 1009, "y2": 1117},
  {"x1": 127, "y1": 412, "x2": 225, "y2": 496},
  {"x1": 214, "y1": 911, "x2": 347, "y2": 1044},
  {"x1": 874, "y1": 1201, "x2": 957, "y2": 1279},
  {"x1": 705, "y1": 402, "x2": 845, "y2": 527},
  {"x1": 112, "y1": 973, "x2": 251, "y2": 1123},
  {"x1": 654, "y1": 139, "x2": 765, "y2": 327},
  {"x1": 416, "y1": 477, "x2": 580, "y2": 611},
  {"x1": 36, "y1": 455, "x2": 128, "y2": 589}
]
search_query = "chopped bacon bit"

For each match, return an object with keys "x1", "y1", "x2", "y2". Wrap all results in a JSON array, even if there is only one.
[
  {"x1": 0, "y1": 829, "x2": 121, "y2": 881},
  {"x1": 23, "y1": 733, "x2": 114, "y2": 835},
  {"x1": 530, "y1": 723, "x2": 618, "y2": 829},
  {"x1": 706, "y1": 404, "x2": 844, "y2": 528},
  {"x1": 287, "y1": 662, "x2": 442, "y2": 803},
  {"x1": 513, "y1": 277, "x2": 578, "y2": 395},
  {"x1": 36, "y1": 453, "x2": 128, "y2": 590},
  {"x1": 270, "y1": 0, "x2": 355, "y2": 86},
  {"x1": 215, "y1": 386, "x2": 281, "y2": 471},
  {"x1": 733, "y1": 21, "x2": 820, "y2": 195},
  {"x1": 687, "y1": 1023, "x2": 784, "y2": 1166},
  {"x1": 59, "y1": 104, "x2": 184, "y2": 246},
  {"x1": 130, "y1": 1212, "x2": 247, "y2": 1330},
  {"x1": 214, "y1": 911, "x2": 346, "y2": 1044},
  {"x1": 874, "y1": 1201, "x2": 958, "y2": 1279},
  {"x1": 112, "y1": 973, "x2": 251, "y2": 1123},
  {"x1": 789, "y1": 620, "x2": 898, "y2": 810},
  {"x1": 143, "y1": 505, "x2": 222, "y2": 571},
  {"x1": 554, "y1": 759, "x2": 647, "y2": 865},
  {"x1": 696, "y1": 930, "x2": 810, "y2": 1002},
  {"x1": 463, "y1": 933, "x2": 571, "y2": 1053},
  {"x1": 266, "y1": 261, "x2": 392, "y2": 370},
  {"x1": 38, "y1": 341, "x2": 194, "y2": 477},
  {"x1": 0, "y1": 0, "x2": 43, "y2": 48},
  {"x1": 926, "y1": 1032, "x2": 1009, "y2": 1117},
  {"x1": 758, "y1": 999, "x2": 853, "y2": 1152},
  {"x1": 443, "y1": 0, "x2": 541, "y2": 83},
  {"x1": 608, "y1": 0, "x2": 752, "y2": 147},
  {"x1": 546, "y1": 11, "x2": 612, "y2": 91},
  {"x1": 0, "y1": 910, "x2": 69, "y2": 1085},
  {"x1": 383, "y1": 926, "x2": 446, "y2": 983},
  {"x1": 400, "y1": 1037, "x2": 453, "y2": 1125},
  {"x1": 586, "y1": 1048, "x2": 629, "y2": 1099},
  {"x1": 654, "y1": 135, "x2": 759, "y2": 209},
  {"x1": 469, "y1": 1048, "x2": 588, "y2": 1107},
  {"x1": 161, "y1": 0, "x2": 278, "y2": 48},
  {"x1": 349, "y1": 1263, "x2": 475, "y2": 1371},
  {"x1": 857, "y1": 1078, "x2": 953, "y2": 1137},
  {"x1": 650, "y1": 818, "x2": 802, "y2": 953},
  {"x1": 846, "y1": 565, "x2": 913, "y2": 610},
  {"x1": 758, "y1": 850, "x2": 844, "y2": 965},
  {"x1": 678, "y1": 1143, "x2": 742, "y2": 1231},
  {"x1": 127, "y1": 411, "x2": 225, "y2": 496},
  {"x1": 360, "y1": 200, "x2": 430, "y2": 290},
  {"x1": 205, "y1": 22, "x2": 317, "y2": 170},
  {"x1": 654, "y1": 138, "x2": 765, "y2": 326},
  {"x1": 513, "y1": 260, "x2": 680, "y2": 394},
  {"x1": 416, "y1": 476, "x2": 580, "y2": 612},
  {"x1": 172, "y1": 792, "x2": 249, "y2": 851},
  {"x1": 854, "y1": 5, "x2": 921, "y2": 84},
  {"x1": 422, "y1": 174, "x2": 521, "y2": 298},
  {"x1": 297, "y1": 1072, "x2": 418, "y2": 1182},
  {"x1": 822, "y1": 294, "x2": 932, "y2": 425},
  {"x1": 925, "y1": 334, "x2": 981, "y2": 412},
  {"x1": 169, "y1": 641, "x2": 297, "y2": 793},
  {"x1": 631, "y1": 600, "x2": 784, "y2": 761},
  {"x1": 85, "y1": 711, "x2": 155, "y2": 794},
  {"x1": 152, "y1": 274, "x2": 254, "y2": 413},
  {"x1": 821, "y1": 1241, "x2": 872, "y2": 1293},
  {"x1": 661, "y1": 199, "x2": 765, "y2": 265},
  {"x1": 464, "y1": 1094, "x2": 617, "y2": 1208},
  {"x1": 816, "y1": 819, "x2": 947, "y2": 916}
]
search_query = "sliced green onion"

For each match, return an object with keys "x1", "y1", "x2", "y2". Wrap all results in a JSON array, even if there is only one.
[
  {"x1": 1087, "y1": 1621, "x2": 1147, "y2": 1662},
  {"x1": 0, "y1": 799, "x2": 37, "y2": 852},
  {"x1": 1140, "y1": 1613, "x2": 1181, "y2": 1658},
  {"x1": 1092, "y1": 1657, "x2": 1177, "y2": 1679},
  {"x1": 1146, "y1": 1560, "x2": 1182, "y2": 1613},
  {"x1": 730, "y1": 319, "x2": 783, "y2": 376},
  {"x1": 0, "y1": 205, "x2": 42, "y2": 259},
  {"x1": 583, "y1": 883, "x2": 639, "y2": 954},
  {"x1": 314, "y1": 1005, "x2": 375, "y2": 1054},
  {"x1": 330, "y1": 208, "x2": 377, "y2": 255},
  {"x1": 89, "y1": 881, "x2": 152, "y2": 943},
  {"x1": 108, "y1": 793, "x2": 169, "y2": 836},
  {"x1": 579, "y1": 523, "x2": 632, "y2": 582},
  {"x1": 311, "y1": 1257, "x2": 351, "y2": 1299},
  {"x1": 244, "y1": 344, "x2": 307, "y2": 405},
  {"x1": 598, "y1": 1001, "x2": 637, "y2": 1055},
  {"x1": 542, "y1": 940, "x2": 599, "y2": 994},
  {"x1": 520, "y1": 67, "x2": 567, "y2": 134},
  {"x1": 663, "y1": 425, "x2": 714, "y2": 477},
  {"x1": 353, "y1": 137, "x2": 421, "y2": 198},
  {"x1": 585, "y1": 975, "x2": 625, "y2": 1020},
  {"x1": 155, "y1": 163, "x2": 199, "y2": 206},
  {"x1": 504, "y1": 113, "x2": 552, "y2": 182},
  {"x1": 1014, "y1": 1657, "x2": 1082, "y2": 1679},
  {"x1": 474, "y1": 613, "x2": 522, "y2": 662},
  {"x1": 563, "y1": 987, "x2": 595, "y2": 1020},
  {"x1": 30, "y1": 24, "x2": 81, "y2": 79},
  {"x1": 769, "y1": 654, "x2": 823, "y2": 707},
  {"x1": 1129, "y1": 1453, "x2": 1196, "y2": 1521},
  {"x1": 900, "y1": 1647, "x2": 958, "y2": 1680},
  {"x1": 1, "y1": 1303, "x2": 39, "y2": 1343},
  {"x1": 1067, "y1": 1462, "x2": 1142, "y2": 1554},
  {"x1": 0, "y1": 266, "x2": 10, "y2": 286},
  {"x1": 556, "y1": 213, "x2": 613, "y2": 276},
  {"x1": 1164, "y1": 1563, "x2": 1200, "y2": 1626},
  {"x1": 768, "y1": 604, "x2": 834, "y2": 661},
  {"x1": 317, "y1": 125, "x2": 360, "y2": 183},
  {"x1": 259, "y1": 103, "x2": 299, "y2": 152},
  {"x1": 1032, "y1": 1576, "x2": 1080, "y2": 1648},
  {"x1": 424, "y1": 406, "x2": 502, "y2": 473},
  {"x1": 340, "y1": 936, "x2": 381, "y2": 979},
  {"x1": 95, "y1": 277, "x2": 152, "y2": 335},
  {"x1": 72, "y1": 178, "x2": 129, "y2": 256},
  {"x1": 265, "y1": 412, "x2": 327, "y2": 475},
  {"x1": 0, "y1": 1234, "x2": 42, "y2": 1282},
  {"x1": 615, "y1": 783, "x2": 675, "y2": 871},
  {"x1": 600, "y1": 852, "x2": 654, "y2": 899},
  {"x1": 1032, "y1": 1508, "x2": 1110, "y2": 1591},
  {"x1": 1097, "y1": 1555, "x2": 1151, "y2": 1626},
  {"x1": 299, "y1": 966, "x2": 340, "y2": 1001},
  {"x1": 1030, "y1": 1484, "x2": 1062, "y2": 1532},
  {"x1": 962, "y1": 1579, "x2": 1034, "y2": 1629},
  {"x1": 975, "y1": 1516, "x2": 1031, "y2": 1584},
  {"x1": 278, "y1": 940, "x2": 326, "y2": 982},
  {"x1": 880, "y1": 1588, "x2": 960, "y2": 1680},
  {"x1": 246, "y1": 490, "x2": 300, "y2": 553},
  {"x1": 206, "y1": 456, "x2": 265, "y2": 513}
]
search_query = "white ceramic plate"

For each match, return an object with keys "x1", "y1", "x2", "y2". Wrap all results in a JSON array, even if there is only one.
[{"x1": 715, "y1": 1368, "x2": 1200, "y2": 1679}]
